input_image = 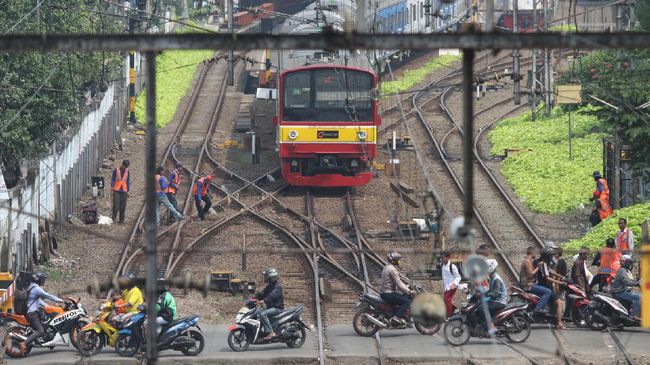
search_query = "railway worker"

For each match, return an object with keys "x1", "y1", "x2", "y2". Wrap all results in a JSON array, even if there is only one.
[
  {"x1": 616, "y1": 218, "x2": 635, "y2": 254},
  {"x1": 591, "y1": 171, "x2": 610, "y2": 200},
  {"x1": 571, "y1": 247, "x2": 592, "y2": 293},
  {"x1": 254, "y1": 268, "x2": 284, "y2": 341},
  {"x1": 111, "y1": 160, "x2": 130, "y2": 224},
  {"x1": 117, "y1": 274, "x2": 143, "y2": 313},
  {"x1": 610, "y1": 255, "x2": 641, "y2": 321},
  {"x1": 589, "y1": 171, "x2": 613, "y2": 226},
  {"x1": 166, "y1": 162, "x2": 183, "y2": 223},
  {"x1": 193, "y1": 175, "x2": 213, "y2": 221},
  {"x1": 440, "y1": 251, "x2": 461, "y2": 318},
  {"x1": 519, "y1": 246, "x2": 553, "y2": 316},
  {"x1": 590, "y1": 238, "x2": 621, "y2": 292},
  {"x1": 155, "y1": 166, "x2": 185, "y2": 225},
  {"x1": 380, "y1": 251, "x2": 414, "y2": 326}
]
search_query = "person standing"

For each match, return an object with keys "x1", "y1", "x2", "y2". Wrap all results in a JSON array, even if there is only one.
[
  {"x1": 519, "y1": 246, "x2": 553, "y2": 315},
  {"x1": 616, "y1": 218, "x2": 635, "y2": 253},
  {"x1": 166, "y1": 162, "x2": 183, "y2": 223},
  {"x1": 440, "y1": 251, "x2": 461, "y2": 318},
  {"x1": 193, "y1": 175, "x2": 213, "y2": 221},
  {"x1": 589, "y1": 171, "x2": 612, "y2": 226},
  {"x1": 111, "y1": 160, "x2": 130, "y2": 223},
  {"x1": 155, "y1": 166, "x2": 185, "y2": 225},
  {"x1": 571, "y1": 247, "x2": 592, "y2": 293}
]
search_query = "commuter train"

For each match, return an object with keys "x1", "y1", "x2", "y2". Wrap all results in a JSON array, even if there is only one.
[{"x1": 276, "y1": 64, "x2": 379, "y2": 187}]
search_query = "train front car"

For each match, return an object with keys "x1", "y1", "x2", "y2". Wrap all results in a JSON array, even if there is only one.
[{"x1": 277, "y1": 65, "x2": 379, "y2": 187}]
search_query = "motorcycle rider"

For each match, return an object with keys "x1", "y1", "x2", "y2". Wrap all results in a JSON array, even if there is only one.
[
  {"x1": 591, "y1": 238, "x2": 621, "y2": 291},
  {"x1": 519, "y1": 246, "x2": 553, "y2": 315},
  {"x1": 610, "y1": 255, "x2": 641, "y2": 321},
  {"x1": 117, "y1": 274, "x2": 143, "y2": 313},
  {"x1": 536, "y1": 246, "x2": 567, "y2": 329},
  {"x1": 254, "y1": 268, "x2": 284, "y2": 340},
  {"x1": 154, "y1": 285, "x2": 177, "y2": 334},
  {"x1": 481, "y1": 259, "x2": 508, "y2": 335},
  {"x1": 18, "y1": 272, "x2": 66, "y2": 353},
  {"x1": 380, "y1": 251, "x2": 414, "y2": 326}
]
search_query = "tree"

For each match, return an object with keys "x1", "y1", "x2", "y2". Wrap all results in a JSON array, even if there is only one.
[
  {"x1": 637, "y1": 0, "x2": 650, "y2": 31},
  {"x1": 0, "y1": 1, "x2": 123, "y2": 180}
]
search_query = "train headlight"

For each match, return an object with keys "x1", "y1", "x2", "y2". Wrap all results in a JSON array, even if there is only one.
[
  {"x1": 288, "y1": 130, "x2": 298, "y2": 140},
  {"x1": 357, "y1": 130, "x2": 368, "y2": 141}
]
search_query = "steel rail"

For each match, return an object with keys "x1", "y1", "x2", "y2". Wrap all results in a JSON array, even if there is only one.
[
  {"x1": 607, "y1": 328, "x2": 635, "y2": 365},
  {"x1": 305, "y1": 192, "x2": 326, "y2": 365}
]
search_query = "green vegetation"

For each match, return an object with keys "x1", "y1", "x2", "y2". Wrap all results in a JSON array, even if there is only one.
[
  {"x1": 135, "y1": 50, "x2": 213, "y2": 128},
  {"x1": 565, "y1": 203, "x2": 650, "y2": 250},
  {"x1": 488, "y1": 105, "x2": 604, "y2": 214},
  {"x1": 381, "y1": 54, "x2": 461, "y2": 94},
  {"x1": 548, "y1": 24, "x2": 577, "y2": 32}
]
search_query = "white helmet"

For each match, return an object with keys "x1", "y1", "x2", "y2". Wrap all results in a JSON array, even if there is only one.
[{"x1": 486, "y1": 259, "x2": 498, "y2": 274}]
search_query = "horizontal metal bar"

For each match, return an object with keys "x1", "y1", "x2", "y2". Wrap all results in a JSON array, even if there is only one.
[{"x1": 1, "y1": 32, "x2": 650, "y2": 52}]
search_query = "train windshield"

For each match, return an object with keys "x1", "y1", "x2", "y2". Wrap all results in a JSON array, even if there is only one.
[{"x1": 283, "y1": 69, "x2": 374, "y2": 122}]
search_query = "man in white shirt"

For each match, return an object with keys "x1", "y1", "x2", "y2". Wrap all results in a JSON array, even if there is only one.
[
  {"x1": 616, "y1": 218, "x2": 635, "y2": 253},
  {"x1": 441, "y1": 251, "x2": 462, "y2": 317}
]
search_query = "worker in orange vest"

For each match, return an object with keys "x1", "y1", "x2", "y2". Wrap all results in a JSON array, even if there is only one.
[
  {"x1": 155, "y1": 166, "x2": 185, "y2": 225},
  {"x1": 166, "y1": 162, "x2": 183, "y2": 223},
  {"x1": 111, "y1": 160, "x2": 130, "y2": 223},
  {"x1": 589, "y1": 171, "x2": 613, "y2": 226},
  {"x1": 616, "y1": 218, "x2": 635, "y2": 253},
  {"x1": 590, "y1": 238, "x2": 621, "y2": 291},
  {"x1": 193, "y1": 175, "x2": 213, "y2": 221},
  {"x1": 591, "y1": 171, "x2": 610, "y2": 200}
]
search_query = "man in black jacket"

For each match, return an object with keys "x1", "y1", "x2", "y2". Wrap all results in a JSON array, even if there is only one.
[{"x1": 255, "y1": 268, "x2": 284, "y2": 340}]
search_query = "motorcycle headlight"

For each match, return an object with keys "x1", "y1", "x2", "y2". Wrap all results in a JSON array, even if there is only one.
[
  {"x1": 357, "y1": 130, "x2": 368, "y2": 141},
  {"x1": 288, "y1": 130, "x2": 298, "y2": 140}
]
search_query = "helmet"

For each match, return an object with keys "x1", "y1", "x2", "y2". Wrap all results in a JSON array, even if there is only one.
[
  {"x1": 263, "y1": 268, "x2": 279, "y2": 283},
  {"x1": 593, "y1": 171, "x2": 602, "y2": 179},
  {"x1": 486, "y1": 259, "x2": 498, "y2": 274},
  {"x1": 541, "y1": 246, "x2": 556, "y2": 260},
  {"x1": 205, "y1": 175, "x2": 213, "y2": 182},
  {"x1": 118, "y1": 273, "x2": 136, "y2": 290},
  {"x1": 387, "y1": 251, "x2": 402, "y2": 265},
  {"x1": 31, "y1": 271, "x2": 47, "y2": 286},
  {"x1": 621, "y1": 255, "x2": 634, "y2": 270}
]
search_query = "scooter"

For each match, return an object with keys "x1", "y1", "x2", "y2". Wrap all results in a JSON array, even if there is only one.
[
  {"x1": 510, "y1": 283, "x2": 591, "y2": 327},
  {"x1": 227, "y1": 299, "x2": 309, "y2": 352},
  {"x1": 587, "y1": 292, "x2": 641, "y2": 331},
  {"x1": 76, "y1": 302, "x2": 135, "y2": 356},
  {"x1": 4, "y1": 297, "x2": 87, "y2": 358},
  {"x1": 114, "y1": 309, "x2": 204, "y2": 357},
  {"x1": 444, "y1": 291, "x2": 530, "y2": 346}
]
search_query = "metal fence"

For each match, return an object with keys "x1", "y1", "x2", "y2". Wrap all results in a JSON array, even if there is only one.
[{"x1": 0, "y1": 80, "x2": 128, "y2": 273}]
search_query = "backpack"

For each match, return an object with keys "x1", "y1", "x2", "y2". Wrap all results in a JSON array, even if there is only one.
[{"x1": 13, "y1": 286, "x2": 33, "y2": 315}]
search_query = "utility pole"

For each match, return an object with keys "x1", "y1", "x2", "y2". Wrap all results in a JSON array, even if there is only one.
[
  {"x1": 531, "y1": 0, "x2": 537, "y2": 121},
  {"x1": 128, "y1": 1, "x2": 137, "y2": 124},
  {"x1": 355, "y1": 0, "x2": 367, "y2": 32},
  {"x1": 543, "y1": 0, "x2": 552, "y2": 115},
  {"x1": 513, "y1": 0, "x2": 521, "y2": 105},
  {"x1": 227, "y1": 0, "x2": 234, "y2": 86}
]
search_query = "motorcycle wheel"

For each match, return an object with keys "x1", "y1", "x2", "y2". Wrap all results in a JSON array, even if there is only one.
[
  {"x1": 180, "y1": 329, "x2": 205, "y2": 356},
  {"x1": 286, "y1": 327, "x2": 307, "y2": 348},
  {"x1": 115, "y1": 333, "x2": 140, "y2": 357},
  {"x1": 77, "y1": 330, "x2": 104, "y2": 356},
  {"x1": 588, "y1": 311, "x2": 608, "y2": 331},
  {"x1": 504, "y1": 315, "x2": 531, "y2": 343},
  {"x1": 227, "y1": 329, "x2": 250, "y2": 352},
  {"x1": 415, "y1": 322, "x2": 441, "y2": 336},
  {"x1": 571, "y1": 307, "x2": 590, "y2": 328},
  {"x1": 352, "y1": 310, "x2": 380, "y2": 337},
  {"x1": 70, "y1": 319, "x2": 88, "y2": 350},
  {"x1": 443, "y1": 319, "x2": 470, "y2": 346},
  {"x1": 4, "y1": 327, "x2": 32, "y2": 358}
]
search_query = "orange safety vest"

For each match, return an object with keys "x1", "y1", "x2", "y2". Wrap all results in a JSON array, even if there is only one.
[
  {"x1": 597, "y1": 195, "x2": 613, "y2": 221},
  {"x1": 596, "y1": 177, "x2": 610, "y2": 199},
  {"x1": 616, "y1": 228, "x2": 631, "y2": 252},
  {"x1": 598, "y1": 247, "x2": 621, "y2": 275},
  {"x1": 167, "y1": 169, "x2": 181, "y2": 194},
  {"x1": 155, "y1": 174, "x2": 164, "y2": 194},
  {"x1": 112, "y1": 168, "x2": 129, "y2": 192},
  {"x1": 192, "y1": 178, "x2": 209, "y2": 197}
]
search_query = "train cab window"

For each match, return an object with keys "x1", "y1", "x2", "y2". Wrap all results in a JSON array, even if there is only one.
[
  {"x1": 412, "y1": 5, "x2": 417, "y2": 21},
  {"x1": 284, "y1": 72, "x2": 311, "y2": 109},
  {"x1": 420, "y1": 2, "x2": 424, "y2": 19}
]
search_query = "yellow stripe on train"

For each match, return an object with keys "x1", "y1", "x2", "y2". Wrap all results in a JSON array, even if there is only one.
[{"x1": 279, "y1": 126, "x2": 376, "y2": 143}]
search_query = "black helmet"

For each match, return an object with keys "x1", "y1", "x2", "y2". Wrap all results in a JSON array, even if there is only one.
[
  {"x1": 387, "y1": 251, "x2": 402, "y2": 265},
  {"x1": 31, "y1": 271, "x2": 47, "y2": 286},
  {"x1": 263, "y1": 268, "x2": 279, "y2": 283},
  {"x1": 593, "y1": 171, "x2": 602, "y2": 179},
  {"x1": 621, "y1": 255, "x2": 634, "y2": 270},
  {"x1": 541, "y1": 246, "x2": 555, "y2": 261},
  {"x1": 118, "y1": 273, "x2": 137, "y2": 290}
]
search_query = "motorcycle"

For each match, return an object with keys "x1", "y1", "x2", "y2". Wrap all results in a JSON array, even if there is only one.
[
  {"x1": 4, "y1": 297, "x2": 88, "y2": 358},
  {"x1": 510, "y1": 283, "x2": 592, "y2": 327},
  {"x1": 352, "y1": 287, "x2": 441, "y2": 337},
  {"x1": 443, "y1": 291, "x2": 530, "y2": 346},
  {"x1": 227, "y1": 299, "x2": 309, "y2": 352},
  {"x1": 114, "y1": 309, "x2": 204, "y2": 357},
  {"x1": 587, "y1": 292, "x2": 641, "y2": 331},
  {"x1": 76, "y1": 302, "x2": 135, "y2": 356}
]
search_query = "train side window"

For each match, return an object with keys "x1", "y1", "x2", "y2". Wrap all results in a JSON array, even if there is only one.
[
  {"x1": 284, "y1": 72, "x2": 310, "y2": 109},
  {"x1": 405, "y1": 9, "x2": 409, "y2": 25}
]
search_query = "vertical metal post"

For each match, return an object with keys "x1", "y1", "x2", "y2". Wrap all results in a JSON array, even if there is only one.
[
  {"x1": 227, "y1": 0, "x2": 234, "y2": 86},
  {"x1": 543, "y1": 0, "x2": 551, "y2": 115},
  {"x1": 144, "y1": 51, "x2": 159, "y2": 364},
  {"x1": 485, "y1": 0, "x2": 494, "y2": 32},
  {"x1": 613, "y1": 134, "x2": 621, "y2": 209},
  {"x1": 513, "y1": 0, "x2": 521, "y2": 105},
  {"x1": 568, "y1": 109, "x2": 573, "y2": 160},
  {"x1": 462, "y1": 50, "x2": 475, "y2": 226},
  {"x1": 355, "y1": 0, "x2": 367, "y2": 31},
  {"x1": 531, "y1": 0, "x2": 537, "y2": 121},
  {"x1": 128, "y1": 0, "x2": 137, "y2": 125}
]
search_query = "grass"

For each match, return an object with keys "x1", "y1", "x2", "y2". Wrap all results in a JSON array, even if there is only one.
[
  {"x1": 548, "y1": 24, "x2": 578, "y2": 32},
  {"x1": 135, "y1": 49, "x2": 213, "y2": 128},
  {"x1": 564, "y1": 202, "x2": 650, "y2": 250},
  {"x1": 488, "y1": 105, "x2": 604, "y2": 214},
  {"x1": 381, "y1": 53, "x2": 461, "y2": 95}
]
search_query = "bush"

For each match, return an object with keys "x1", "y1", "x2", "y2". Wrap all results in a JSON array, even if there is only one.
[
  {"x1": 548, "y1": 24, "x2": 577, "y2": 32},
  {"x1": 381, "y1": 54, "x2": 460, "y2": 95},
  {"x1": 564, "y1": 203, "x2": 650, "y2": 250},
  {"x1": 488, "y1": 105, "x2": 604, "y2": 214},
  {"x1": 135, "y1": 50, "x2": 213, "y2": 127}
]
